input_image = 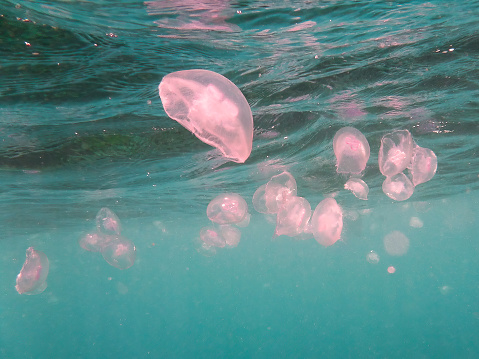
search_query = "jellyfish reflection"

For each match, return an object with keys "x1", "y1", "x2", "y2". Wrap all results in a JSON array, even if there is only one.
[
  {"x1": 15, "y1": 247, "x2": 49, "y2": 295},
  {"x1": 159, "y1": 69, "x2": 253, "y2": 163}
]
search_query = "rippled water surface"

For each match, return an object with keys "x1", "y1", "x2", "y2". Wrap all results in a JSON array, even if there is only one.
[{"x1": 1, "y1": 1, "x2": 478, "y2": 358}]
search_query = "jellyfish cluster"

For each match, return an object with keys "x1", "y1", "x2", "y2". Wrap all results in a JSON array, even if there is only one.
[
  {"x1": 15, "y1": 247, "x2": 49, "y2": 295},
  {"x1": 198, "y1": 193, "x2": 251, "y2": 255},
  {"x1": 379, "y1": 129, "x2": 437, "y2": 201},
  {"x1": 79, "y1": 208, "x2": 136, "y2": 270}
]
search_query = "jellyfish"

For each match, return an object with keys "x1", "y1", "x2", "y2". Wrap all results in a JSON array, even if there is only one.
[
  {"x1": 383, "y1": 230, "x2": 409, "y2": 256},
  {"x1": 310, "y1": 198, "x2": 343, "y2": 247},
  {"x1": 274, "y1": 196, "x2": 311, "y2": 237},
  {"x1": 333, "y1": 127, "x2": 370, "y2": 174},
  {"x1": 79, "y1": 232, "x2": 112, "y2": 252},
  {"x1": 344, "y1": 178, "x2": 369, "y2": 200},
  {"x1": 378, "y1": 130, "x2": 414, "y2": 177},
  {"x1": 96, "y1": 207, "x2": 121, "y2": 236},
  {"x1": 200, "y1": 226, "x2": 226, "y2": 248},
  {"x1": 159, "y1": 69, "x2": 253, "y2": 163},
  {"x1": 409, "y1": 146, "x2": 437, "y2": 186},
  {"x1": 366, "y1": 250, "x2": 380, "y2": 264},
  {"x1": 207, "y1": 193, "x2": 249, "y2": 225},
  {"x1": 264, "y1": 171, "x2": 297, "y2": 214},
  {"x1": 219, "y1": 225, "x2": 241, "y2": 247},
  {"x1": 15, "y1": 247, "x2": 49, "y2": 295},
  {"x1": 101, "y1": 236, "x2": 136, "y2": 270},
  {"x1": 252, "y1": 184, "x2": 269, "y2": 214},
  {"x1": 382, "y1": 173, "x2": 414, "y2": 201}
]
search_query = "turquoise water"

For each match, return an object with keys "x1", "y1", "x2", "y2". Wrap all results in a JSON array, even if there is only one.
[{"x1": 1, "y1": 0, "x2": 479, "y2": 358}]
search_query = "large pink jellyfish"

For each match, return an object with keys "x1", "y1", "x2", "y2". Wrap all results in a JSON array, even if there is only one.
[
  {"x1": 409, "y1": 146, "x2": 437, "y2": 186},
  {"x1": 207, "y1": 193, "x2": 249, "y2": 225},
  {"x1": 333, "y1": 127, "x2": 370, "y2": 174},
  {"x1": 310, "y1": 198, "x2": 343, "y2": 247},
  {"x1": 159, "y1": 69, "x2": 253, "y2": 163},
  {"x1": 378, "y1": 130, "x2": 414, "y2": 177},
  {"x1": 15, "y1": 247, "x2": 49, "y2": 295}
]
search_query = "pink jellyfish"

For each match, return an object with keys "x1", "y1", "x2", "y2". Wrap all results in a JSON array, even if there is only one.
[
  {"x1": 310, "y1": 198, "x2": 343, "y2": 247},
  {"x1": 344, "y1": 178, "x2": 369, "y2": 200},
  {"x1": 207, "y1": 193, "x2": 249, "y2": 225},
  {"x1": 264, "y1": 171, "x2": 297, "y2": 214},
  {"x1": 159, "y1": 69, "x2": 253, "y2": 163},
  {"x1": 15, "y1": 247, "x2": 49, "y2": 295},
  {"x1": 96, "y1": 207, "x2": 121, "y2": 236},
  {"x1": 200, "y1": 226, "x2": 226, "y2": 248},
  {"x1": 409, "y1": 146, "x2": 437, "y2": 186},
  {"x1": 333, "y1": 127, "x2": 370, "y2": 174},
  {"x1": 274, "y1": 196, "x2": 312, "y2": 237},
  {"x1": 382, "y1": 173, "x2": 414, "y2": 201},
  {"x1": 378, "y1": 130, "x2": 414, "y2": 177},
  {"x1": 101, "y1": 236, "x2": 136, "y2": 270}
]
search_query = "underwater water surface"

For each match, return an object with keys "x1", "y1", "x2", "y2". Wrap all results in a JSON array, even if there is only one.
[{"x1": 1, "y1": 0, "x2": 478, "y2": 358}]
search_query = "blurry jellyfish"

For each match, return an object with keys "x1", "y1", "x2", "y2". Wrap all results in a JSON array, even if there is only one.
[
  {"x1": 382, "y1": 173, "x2": 414, "y2": 201},
  {"x1": 219, "y1": 225, "x2": 241, "y2": 247},
  {"x1": 15, "y1": 247, "x2": 49, "y2": 295},
  {"x1": 159, "y1": 69, "x2": 253, "y2": 163},
  {"x1": 274, "y1": 196, "x2": 311, "y2": 237},
  {"x1": 387, "y1": 266, "x2": 396, "y2": 274},
  {"x1": 409, "y1": 146, "x2": 437, "y2": 186},
  {"x1": 200, "y1": 226, "x2": 226, "y2": 248},
  {"x1": 378, "y1": 130, "x2": 414, "y2": 177},
  {"x1": 101, "y1": 236, "x2": 136, "y2": 270},
  {"x1": 383, "y1": 230, "x2": 409, "y2": 256},
  {"x1": 252, "y1": 184, "x2": 269, "y2": 214},
  {"x1": 96, "y1": 207, "x2": 121, "y2": 236},
  {"x1": 264, "y1": 171, "x2": 297, "y2": 214},
  {"x1": 344, "y1": 178, "x2": 369, "y2": 200},
  {"x1": 409, "y1": 216, "x2": 424, "y2": 228},
  {"x1": 366, "y1": 250, "x2": 380, "y2": 264},
  {"x1": 310, "y1": 198, "x2": 343, "y2": 247},
  {"x1": 207, "y1": 193, "x2": 249, "y2": 225},
  {"x1": 79, "y1": 232, "x2": 111, "y2": 252},
  {"x1": 333, "y1": 127, "x2": 370, "y2": 174}
]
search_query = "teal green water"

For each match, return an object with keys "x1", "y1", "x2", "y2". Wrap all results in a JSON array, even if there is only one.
[{"x1": 1, "y1": 1, "x2": 478, "y2": 358}]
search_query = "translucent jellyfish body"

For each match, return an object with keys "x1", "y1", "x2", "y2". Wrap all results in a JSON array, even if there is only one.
[
  {"x1": 159, "y1": 69, "x2": 253, "y2": 163},
  {"x1": 378, "y1": 130, "x2": 414, "y2": 177},
  {"x1": 344, "y1": 178, "x2": 369, "y2": 200},
  {"x1": 310, "y1": 198, "x2": 343, "y2": 247},
  {"x1": 275, "y1": 196, "x2": 312, "y2": 237},
  {"x1": 101, "y1": 236, "x2": 136, "y2": 270},
  {"x1": 96, "y1": 207, "x2": 121, "y2": 236},
  {"x1": 199, "y1": 225, "x2": 241, "y2": 248},
  {"x1": 207, "y1": 193, "x2": 249, "y2": 225},
  {"x1": 333, "y1": 127, "x2": 370, "y2": 174},
  {"x1": 382, "y1": 173, "x2": 414, "y2": 201},
  {"x1": 15, "y1": 247, "x2": 49, "y2": 295},
  {"x1": 79, "y1": 232, "x2": 111, "y2": 252},
  {"x1": 409, "y1": 146, "x2": 437, "y2": 186},
  {"x1": 264, "y1": 171, "x2": 297, "y2": 214},
  {"x1": 383, "y1": 230, "x2": 409, "y2": 256}
]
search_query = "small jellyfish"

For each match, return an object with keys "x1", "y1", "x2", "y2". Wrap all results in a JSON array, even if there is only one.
[
  {"x1": 207, "y1": 193, "x2": 249, "y2": 225},
  {"x1": 333, "y1": 127, "x2": 370, "y2": 174},
  {"x1": 409, "y1": 216, "x2": 423, "y2": 228},
  {"x1": 366, "y1": 250, "x2": 380, "y2": 264},
  {"x1": 310, "y1": 198, "x2": 343, "y2": 247},
  {"x1": 101, "y1": 236, "x2": 136, "y2": 270},
  {"x1": 159, "y1": 69, "x2": 253, "y2": 163},
  {"x1": 378, "y1": 130, "x2": 414, "y2": 177},
  {"x1": 96, "y1": 207, "x2": 121, "y2": 236},
  {"x1": 382, "y1": 173, "x2": 414, "y2": 201},
  {"x1": 274, "y1": 196, "x2": 312, "y2": 237},
  {"x1": 344, "y1": 178, "x2": 369, "y2": 200},
  {"x1": 15, "y1": 247, "x2": 49, "y2": 295},
  {"x1": 409, "y1": 146, "x2": 437, "y2": 186},
  {"x1": 200, "y1": 226, "x2": 226, "y2": 248},
  {"x1": 264, "y1": 171, "x2": 297, "y2": 214},
  {"x1": 219, "y1": 225, "x2": 241, "y2": 247},
  {"x1": 383, "y1": 230, "x2": 409, "y2": 256},
  {"x1": 387, "y1": 266, "x2": 396, "y2": 274}
]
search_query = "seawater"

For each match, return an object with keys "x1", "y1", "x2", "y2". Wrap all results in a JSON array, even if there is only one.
[{"x1": 1, "y1": 1, "x2": 478, "y2": 358}]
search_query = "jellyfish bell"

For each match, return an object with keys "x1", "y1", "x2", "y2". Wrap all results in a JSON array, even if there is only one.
[
  {"x1": 219, "y1": 225, "x2": 241, "y2": 247},
  {"x1": 333, "y1": 127, "x2": 370, "y2": 174},
  {"x1": 101, "y1": 236, "x2": 136, "y2": 270},
  {"x1": 344, "y1": 178, "x2": 369, "y2": 200},
  {"x1": 382, "y1": 173, "x2": 414, "y2": 201},
  {"x1": 200, "y1": 226, "x2": 226, "y2": 248},
  {"x1": 409, "y1": 146, "x2": 437, "y2": 186},
  {"x1": 366, "y1": 250, "x2": 380, "y2": 264},
  {"x1": 207, "y1": 193, "x2": 249, "y2": 225},
  {"x1": 378, "y1": 130, "x2": 414, "y2": 177},
  {"x1": 15, "y1": 247, "x2": 50, "y2": 295},
  {"x1": 159, "y1": 69, "x2": 253, "y2": 163},
  {"x1": 96, "y1": 207, "x2": 121, "y2": 236},
  {"x1": 274, "y1": 196, "x2": 311, "y2": 237},
  {"x1": 264, "y1": 171, "x2": 297, "y2": 214},
  {"x1": 383, "y1": 230, "x2": 410, "y2": 256},
  {"x1": 79, "y1": 232, "x2": 113, "y2": 252},
  {"x1": 310, "y1": 198, "x2": 343, "y2": 247}
]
